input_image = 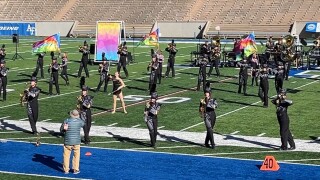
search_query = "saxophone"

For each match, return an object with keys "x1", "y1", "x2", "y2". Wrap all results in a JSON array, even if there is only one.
[
  {"x1": 20, "y1": 83, "x2": 30, "y2": 107},
  {"x1": 76, "y1": 95, "x2": 83, "y2": 111},
  {"x1": 199, "y1": 98, "x2": 206, "y2": 118}
]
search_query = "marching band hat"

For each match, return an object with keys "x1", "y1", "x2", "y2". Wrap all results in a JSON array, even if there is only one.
[
  {"x1": 204, "y1": 87, "x2": 212, "y2": 94},
  {"x1": 31, "y1": 76, "x2": 37, "y2": 83},
  {"x1": 150, "y1": 92, "x2": 158, "y2": 99},
  {"x1": 279, "y1": 88, "x2": 287, "y2": 95},
  {"x1": 82, "y1": 86, "x2": 89, "y2": 91}
]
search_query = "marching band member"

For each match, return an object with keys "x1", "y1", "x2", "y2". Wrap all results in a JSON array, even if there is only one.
[
  {"x1": 274, "y1": 61, "x2": 285, "y2": 94},
  {"x1": 156, "y1": 50, "x2": 164, "y2": 84},
  {"x1": 60, "y1": 53, "x2": 69, "y2": 86},
  {"x1": 237, "y1": 60, "x2": 249, "y2": 96},
  {"x1": 148, "y1": 49, "x2": 159, "y2": 94},
  {"x1": 250, "y1": 53, "x2": 259, "y2": 86},
  {"x1": 25, "y1": 77, "x2": 41, "y2": 134},
  {"x1": 77, "y1": 86, "x2": 93, "y2": 145},
  {"x1": 259, "y1": 64, "x2": 269, "y2": 108},
  {"x1": 144, "y1": 92, "x2": 161, "y2": 148},
  {"x1": 271, "y1": 89, "x2": 295, "y2": 150},
  {"x1": 0, "y1": 61, "x2": 8, "y2": 101},
  {"x1": 95, "y1": 53, "x2": 109, "y2": 93},
  {"x1": 33, "y1": 53, "x2": 45, "y2": 78},
  {"x1": 199, "y1": 85, "x2": 218, "y2": 149},
  {"x1": 197, "y1": 55, "x2": 208, "y2": 92},
  {"x1": 48, "y1": 57, "x2": 60, "y2": 95},
  {"x1": 165, "y1": 40, "x2": 178, "y2": 78},
  {"x1": 77, "y1": 42, "x2": 90, "y2": 78},
  {"x1": 117, "y1": 42, "x2": 129, "y2": 78}
]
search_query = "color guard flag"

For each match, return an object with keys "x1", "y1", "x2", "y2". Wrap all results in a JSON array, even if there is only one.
[{"x1": 32, "y1": 33, "x2": 61, "y2": 53}]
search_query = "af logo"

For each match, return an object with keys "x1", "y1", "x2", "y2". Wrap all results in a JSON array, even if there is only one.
[{"x1": 26, "y1": 24, "x2": 36, "y2": 35}]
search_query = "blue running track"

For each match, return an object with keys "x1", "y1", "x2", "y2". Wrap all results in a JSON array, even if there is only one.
[{"x1": 0, "y1": 141, "x2": 319, "y2": 179}]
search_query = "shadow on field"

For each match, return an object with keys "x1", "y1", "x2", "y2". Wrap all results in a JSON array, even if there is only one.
[
  {"x1": 224, "y1": 135, "x2": 279, "y2": 149},
  {"x1": 32, "y1": 154, "x2": 63, "y2": 172},
  {"x1": 158, "y1": 133, "x2": 203, "y2": 147},
  {"x1": 220, "y1": 98, "x2": 261, "y2": 107},
  {"x1": 41, "y1": 127, "x2": 63, "y2": 138},
  {"x1": 287, "y1": 88, "x2": 302, "y2": 94},
  {"x1": 169, "y1": 85, "x2": 196, "y2": 91},
  {"x1": 0, "y1": 119, "x2": 30, "y2": 133},
  {"x1": 92, "y1": 106, "x2": 109, "y2": 111},
  {"x1": 127, "y1": 85, "x2": 148, "y2": 92},
  {"x1": 309, "y1": 136, "x2": 320, "y2": 143},
  {"x1": 179, "y1": 71, "x2": 198, "y2": 76},
  {"x1": 132, "y1": 79, "x2": 149, "y2": 83},
  {"x1": 106, "y1": 131, "x2": 150, "y2": 147},
  {"x1": 212, "y1": 87, "x2": 237, "y2": 94}
]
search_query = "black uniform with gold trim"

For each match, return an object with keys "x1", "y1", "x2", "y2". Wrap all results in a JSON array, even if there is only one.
[
  {"x1": 96, "y1": 54, "x2": 110, "y2": 93},
  {"x1": 199, "y1": 87, "x2": 218, "y2": 149},
  {"x1": 144, "y1": 92, "x2": 161, "y2": 148},
  {"x1": 48, "y1": 57, "x2": 60, "y2": 95},
  {"x1": 165, "y1": 41, "x2": 178, "y2": 77},
  {"x1": 271, "y1": 89, "x2": 295, "y2": 150},
  {"x1": 26, "y1": 77, "x2": 41, "y2": 134},
  {"x1": 197, "y1": 56, "x2": 208, "y2": 91},
  {"x1": 0, "y1": 61, "x2": 8, "y2": 101},
  {"x1": 208, "y1": 45, "x2": 221, "y2": 77},
  {"x1": 259, "y1": 64, "x2": 269, "y2": 107},
  {"x1": 60, "y1": 56, "x2": 69, "y2": 85},
  {"x1": 237, "y1": 60, "x2": 249, "y2": 95},
  {"x1": 274, "y1": 61, "x2": 284, "y2": 94},
  {"x1": 148, "y1": 53, "x2": 159, "y2": 94},
  {"x1": 33, "y1": 53, "x2": 45, "y2": 78},
  {"x1": 77, "y1": 44, "x2": 90, "y2": 78},
  {"x1": 77, "y1": 86, "x2": 94, "y2": 145},
  {"x1": 117, "y1": 42, "x2": 129, "y2": 78}
]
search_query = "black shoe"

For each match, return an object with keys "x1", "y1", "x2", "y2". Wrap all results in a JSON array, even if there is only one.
[
  {"x1": 288, "y1": 146, "x2": 296, "y2": 150},
  {"x1": 48, "y1": 93, "x2": 53, "y2": 96},
  {"x1": 244, "y1": 93, "x2": 248, "y2": 96},
  {"x1": 205, "y1": 143, "x2": 210, "y2": 148},
  {"x1": 279, "y1": 147, "x2": 288, "y2": 151},
  {"x1": 57, "y1": 93, "x2": 60, "y2": 95},
  {"x1": 263, "y1": 105, "x2": 268, "y2": 108}
]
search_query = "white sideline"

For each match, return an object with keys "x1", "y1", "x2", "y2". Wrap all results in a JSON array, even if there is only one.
[{"x1": 0, "y1": 170, "x2": 92, "y2": 180}]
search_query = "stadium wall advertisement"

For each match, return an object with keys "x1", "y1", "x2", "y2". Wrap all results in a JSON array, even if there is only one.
[
  {"x1": 0, "y1": 21, "x2": 76, "y2": 37},
  {"x1": 291, "y1": 21, "x2": 320, "y2": 38},
  {"x1": 0, "y1": 22, "x2": 35, "y2": 36}
]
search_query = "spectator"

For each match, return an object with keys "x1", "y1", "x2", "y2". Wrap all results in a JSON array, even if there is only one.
[{"x1": 60, "y1": 110, "x2": 84, "y2": 174}]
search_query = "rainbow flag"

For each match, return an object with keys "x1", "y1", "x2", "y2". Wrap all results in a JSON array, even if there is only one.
[
  {"x1": 240, "y1": 32, "x2": 257, "y2": 57},
  {"x1": 137, "y1": 29, "x2": 159, "y2": 47},
  {"x1": 32, "y1": 33, "x2": 61, "y2": 53}
]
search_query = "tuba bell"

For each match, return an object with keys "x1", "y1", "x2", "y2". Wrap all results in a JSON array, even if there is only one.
[
  {"x1": 211, "y1": 36, "x2": 221, "y2": 47},
  {"x1": 282, "y1": 35, "x2": 296, "y2": 61}
]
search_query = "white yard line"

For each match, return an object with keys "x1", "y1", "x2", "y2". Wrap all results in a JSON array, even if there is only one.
[
  {"x1": 131, "y1": 145, "x2": 198, "y2": 150},
  {"x1": 41, "y1": 119, "x2": 52, "y2": 122},
  {"x1": 230, "y1": 131, "x2": 240, "y2": 135},
  {"x1": 131, "y1": 124, "x2": 141, "y2": 128},
  {"x1": 107, "y1": 123, "x2": 118, "y2": 127},
  {"x1": 284, "y1": 159, "x2": 320, "y2": 162},
  {"x1": 257, "y1": 133, "x2": 266, "y2": 137},
  {"x1": 0, "y1": 131, "x2": 22, "y2": 134},
  {"x1": 0, "y1": 170, "x2": 92, "y2": 180},
  {"x1": 85, "y1": 141, "x2": 120, "y2": 144},
  {"x1": 0, "y1": 116, "x2": 11, "y2": 119},
  {"x1": 158, "y1": 126, "x2": 165, "y2": 129},
  {"x1": 18, "y1": 118, "x2": 28, "y2": 121},
  {"x1": 198, "y1": 150, "x2": 284, "y2": 156},
  {"x1": 7, "y1": 137, "x2": 58, "y2": 140},
  {"x1": 180, "y1": 80, "x2": 319, "y2": 132}
]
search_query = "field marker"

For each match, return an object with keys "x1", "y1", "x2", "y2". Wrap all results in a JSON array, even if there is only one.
[
  {"x1": 131, "y1": 124, "x2": 141, "y2": 128},
  {"x1": 0, "y1": 116, "x2": 10, "y2": 119},
  {"x1": 190, "y1": 77, "x2": 196, "y2": 79},
  {"x1": 10, "y1": 67, "x2": 19, "y2": 70},
  {"x1": 174, "y1": 77, "x2": 181, "y2": 79},
  {"x1": 18, "y1": 118, "x2": 28, "y2": 121},
  {"x1": 41, "y1": 119, "x2": 52, "y2": 122},
  {"x1": 158, "y1": 126, "x2": 165, "y2": 129},
  {"x1": 230, "y1": 131, "x2": 240, "y2": 135},
  {"x1": 291, "y1": 81, "x2": 297, "y2": 84},
  {"x1": 180, "y1": 80, "x2": 320, "y2": 131},
  {"x1": 257, "y1": 133, "x2": 266, "y2": 137},
  {"x1": 132, "y1": 72, "x2": 137, "y2": 74},
  {"x1": 107, "y1": 123, "x2": 118, "y2": 127}
]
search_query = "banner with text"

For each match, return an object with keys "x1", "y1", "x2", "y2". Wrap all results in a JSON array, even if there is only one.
[
  {"x1": 305, "y1": 22, "x2": 320, "y2": 32},
  {"x1": 0, "y1": 22, "x2": 35, "y2": 36},
  {"x1": 95, "y1": 21, "x2": 122, "y2": 62}
]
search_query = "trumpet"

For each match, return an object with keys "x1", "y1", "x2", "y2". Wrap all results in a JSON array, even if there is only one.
[
  {"x1": 76, "y1": 95, "x2": 83, "y2": 110},
  {"x1": 20, "y1": 83, "x2": 30, "y2": 107},
  {"x1": 199, "y1": 98, "x2": 206, "y2": 118}
]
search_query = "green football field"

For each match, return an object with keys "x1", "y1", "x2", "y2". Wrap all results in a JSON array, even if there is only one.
[{"x1": 0, "y1": 38, "x2": 320, "y2": 179}]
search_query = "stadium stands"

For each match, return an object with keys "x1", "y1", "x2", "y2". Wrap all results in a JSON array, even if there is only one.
[{"x1": 0, "y1": 0, "x2": 319, "y2": 36}]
